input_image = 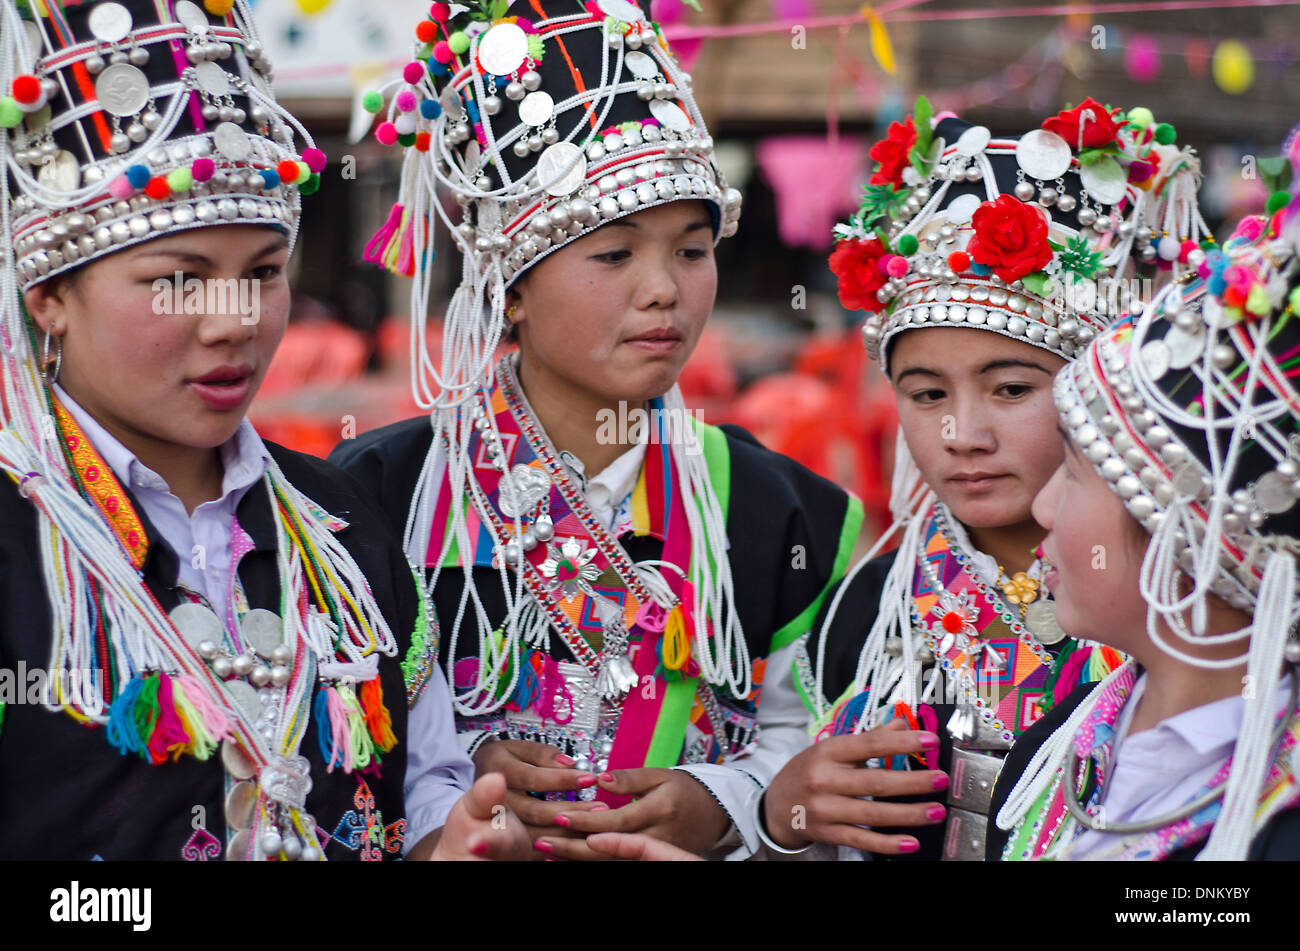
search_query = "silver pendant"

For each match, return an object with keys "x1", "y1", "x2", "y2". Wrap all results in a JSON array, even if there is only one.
[
  {"x1": 240, "y1": 608, "x2": 283, "y2": 658},
  {"x1": 37, "y1": 149, "x2": 82, "y2": 192},
  {"x1": 1164, "y1": 324, "x2": 1205, "y2": 369},
  {"x1": 89, "y1": 2, "x2": 134, "y2": 44},
  {"x1": 595, "y1": 652, "x2": 638, "y2": 700},
  {"x1": 497, "y1": 463, "x2": 552, "y2": 518},
  {"x1": 1139, "y1": 339, "x2": 1171, "y2": 380},
  {"x1": 517, "y1": 90, "x2": 554, "y2": 127},
  {"x1": 439, "y1": 85, "x2": 467, "y2": 121},
  {"x1": 169, "y1": 601, "x2": 225, "y2": 651},
  {"x1": 95, "y1": 63, "x2": 150, "y2": 117},
  {"x1": 174, "y1": 1, "x2": 211, "y2": 32},
  {"x1": 649, "y1": 99, "x2": 690, "y2": 131},
  {"x1": 477, "y1": 22, "x2": 529, "y2": 76},
  {"x1": 623, "y1": 50, "x2": 659, "y2": 80},
  {"x1": 225, "y1": 679, "x2": 261, "y2": 724},
  {"x1": 947, "y1": 703, "x2": 976, "y2": 743},
  {"x1": 598, "y1": 0, "x2": 646, "y2": 21},
  {"x1": 221, "y1": 738, "x2": 257, "y2": 780},
  {"x1": 954, "y1": 125, "x2": 991, "y2": 157},
  {"x1": 1078, "y1": 155, "x2": 1126, "y2": 206},
  {"x1": 226, "y1": 828, "x2": 251, "y2": 861},
  {"x1": 943, "y1": 192, "x2": 980, "y2": 225},
  {"x1": 938, "y1": 632, "x2": 955, "y2": 656},
  {"x1": 213, "y1": 121, "x2": 250, "y2": 160},
  {"x1": 537, "y1": 142, "x2": 587, "y2": 197},
  {"x1": 1254, "y1": 471, "x2": 1297, "y2": 515},
  {"x1": 1015, "y1": 129, "x2": 1071, "y2": 182},
  {"x1": 194, "y1": 61, "x2": 231, "y2": 97},
  {"x1": 224, "y1": 779, "x2": 258, "y2": 830},
  {"x1": 1025, "y1": 599, "x2": 1067, "y2": 645}
]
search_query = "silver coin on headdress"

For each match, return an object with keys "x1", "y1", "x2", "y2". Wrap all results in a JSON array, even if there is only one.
[
  {"x1": 537, "y1": 142, "x2": 587, "y2": 197},
  {"x1": 213, "y1": 121, "x2": 251, "y2": 160},
  {"x1": 174, "y1": 0, "x2": 211, "y2": 31},
  {"x1": 1139, "y1": 339, "x2": 1171, "y2": 380},
  {"x1": 649, "y1": 99, "x2": 691, "y2": 131},
  {"x1": 95, "y1": 63, "x2": 150, "y2": 117},
  {"x1": 37, "y1": 150, "x2": 81, "y2": 193},
  {"x1": 89, "y1": 2, "x2": 135, "y2": 43},
  {"x1": 955, "y1": 125, "x2": 991, "y2": 157},
  {"x1": 1079, "y1": 156, "x2": 1127, "y2": 206},
  {"x1": 944, "y1": 193, "x2": 981, "y2": 225},
  {"x1": 478, "y1": 22, "x2": 529, "y2": 76},
  {"x1": 1016, "y1": 129, "x2": 1072, "y2": 181},
  {"x1": 518, "y1": 91, "x2": 554, "y2": 127},
  {"x1": 623, "y1": 51, "x2": 659, "y2": 80},
  {"x1": 1164, "y1": 324, "x2": 1205, "y2": 369}
]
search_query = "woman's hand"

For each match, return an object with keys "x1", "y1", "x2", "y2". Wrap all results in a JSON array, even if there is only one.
[
  {"x1": 533, "y1": 768, "x2": 729, "y2": 860},
  {"x1": 428, "y1": 773, "x2": 533, "y2": 860},
  {"x1": 762, "y1": 719, "x2": 948, "y2": 854},
  {"x1": 472, "y1": 739, "x2": 604, "y2": 849}
]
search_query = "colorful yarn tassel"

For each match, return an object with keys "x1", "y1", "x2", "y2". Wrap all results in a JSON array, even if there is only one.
[
  {"x1": 175, "y1": 674, "x2": 231, "y2": 749},
  {"x1": 830, "y1": 689, "x2": 871, "y2": 738},
  {"x1": 105, "y1": 676, "x2": 150, "y2": 760},
  {"x1": 535, "y1": 653, "x2": 575, "y2": 726},
  {"x1": 146, "y1": 673, "x2": 193, "y2": 764},
  {"x1": 358, "y1": 677, "x2": 397, "y2": 753},
  {"x1": 171, "y1": 677, "x2": 218, "y2": 760},
  {"x1": 339, "y1": 684, "x2": 375, "y2": 772},
  {"x1": 661, "y1": 605, "x2": 691, "y2": 672},
  {"x1": 508, "y1": 649, "x2": 543, "y2": 712},
  {"x1": 1089, "y1": 645, "x2": 1123, "y2": 681},
  {"x1": 363, "y1": 203, "x2": 418, "y2": 277}
]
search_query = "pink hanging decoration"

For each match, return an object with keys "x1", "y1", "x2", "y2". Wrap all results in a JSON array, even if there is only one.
[
  {"x1": 1124, "y1": 34, "x2": 1160, "y2": 82},
  {"x1": 755, "y1": 136, "x2": 868, "y2": 251}
]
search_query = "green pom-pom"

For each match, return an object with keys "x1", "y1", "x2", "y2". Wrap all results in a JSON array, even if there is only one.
[
  {"x1": 298, "y1": 173, "x2": 321, "y2": 196},
  {"x1": 1201, "y1": 238, "x2": 1217, "y2": 250},
  {"x1": 0, "y1": 96, "x2": 21, "y2": 128},
  {"x1": 897, "y1": 234, "x2": 919, "y2": 255},
  {"x1": 1267, "y1": 190, "x2": 1291, "y2": 215},
  {"x1": 166, "y1": 168, "x2": 194, "y2": 193},
  {"x1": 1153, "y1": 122, "x2": 1176, "y2": 145},
  {"x1": 1289, "y1": 286, "x2": 1300, "y2": 313},
  {"x1": 1126, "y1": 107, "x2": 1154, "y2": 129},
  {"x1": 448, "y1": 31, "x2": 470, "y2": 54},
  {"x1": 294, "y1": 161, "x2": 311, "y2": 185},
  {"x1": 397, "y1": 131, "x2": 417, "y2": 147},
  {"x1": 362, "y1": 90, "x2": 384, "y2": 113}
]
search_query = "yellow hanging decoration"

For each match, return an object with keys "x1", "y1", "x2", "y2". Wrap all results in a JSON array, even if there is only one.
[
  {"x1": 860, "y1": 6, "x2": 896, "y2": 76},
  {"x1": 662, "y1": 605, "x2": 692, "y2": 672}
]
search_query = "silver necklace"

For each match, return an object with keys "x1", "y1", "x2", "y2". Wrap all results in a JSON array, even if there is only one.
[{"x1": 1062, "y1": 666, "x2": 1300, "y2": 835}]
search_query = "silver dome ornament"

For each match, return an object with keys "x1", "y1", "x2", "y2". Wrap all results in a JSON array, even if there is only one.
[
  {"x1": 505, "y1": 81, "x2": 525, "y2": 101},
  {"x1": 1037, "y1": 187, "x2": 1058, "y2": 207},
  {"x1": 513, "y1": 139, "x2": 531, "y2": 158},
  {"x1": 482, "y1": 95, "x2": 503, "y2": 116},
  {"x1": 1076, "y1": 206, "x2": 1097, "y2": 227},
  {"x1": 521, "y1": 70, "x2": 542, "y2": 92},
  {"x1": 212, "y1": 656, "x2": 234, "y2": 679},
  {"x1": 1014, "y1": 181, "x2": 1036, "y2": 202}
]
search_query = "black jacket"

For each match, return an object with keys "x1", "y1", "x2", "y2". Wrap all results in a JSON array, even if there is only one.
[{"x1": 0, "y1": 442, "x2": 415, "y2": 860}]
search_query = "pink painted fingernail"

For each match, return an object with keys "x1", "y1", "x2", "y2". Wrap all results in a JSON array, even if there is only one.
[
  {"x1": 932, "y1": 773, "x2": 949, "y2": 791},
  {"x1": 555, "y1": 754, "x2": 576, "y2": 767},
  {"x1": 898, "y1": 839, "x2": 920, "y2": 853},
  {"x1": 590, "y1": 803, "x2": 609, "y2": 812},
  {"x1": 599, "y1": 772, "x2": 616, "y2": 783},
  {"x1": 576, "y1": 774, "x2": 597, "y2": 788},
  {"x1": 533, "y1": 839, "x2": 554, "y2": 854},
  {"x1": 918, "y1": 733, "x2": 939, "y2": 750},
  {"x1": 471, "y1": 840, "x2": 489, "y2": 857},
  {"x1": 554, "y1": 814, "x2": 571, "y2": 828},
  {"x1": 926, "y1": 804, "x2": 946, "y2": 821}
]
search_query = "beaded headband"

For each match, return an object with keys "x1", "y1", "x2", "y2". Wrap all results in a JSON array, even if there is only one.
[
  {"x1": 1056, "y1": 204, "x2": 1300, "y2": 627},
  {"x1": 2, "y1": 0, "x2": 326, "y2": 292},
  {"x1": 831, "y1": 97, "x2": 1209, "y2": 375}
]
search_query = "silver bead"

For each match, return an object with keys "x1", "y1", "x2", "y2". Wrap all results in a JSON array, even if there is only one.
[
  {"x1": 249, "y1": 665, "x2": 271, "y2": 687},
  {"x1": 964, "y1": 165, "x2": 982, "y2": 182},
  {"x1": 1117, "y1": 220, "x2": 1135, "y2": 240},
  {"x1": 232, "y1": 654, "x2": 254, "y2": 677},
  {"x1": 528, "y1": 133, "x2": 543, "y2": 151},
  {"x1": 197, "y1": 640, "x2": 219, "y2": 660},
  {"x1": 127, "y1": 121, "x2": 147, "y2": 143},
  {"x1": 130, "y1": 46, "x2": 149, "y2": 67},
  {"x1": 483, "y1": 95, "x2": 502, "y2": 116},
  {"x1": 1056, "y1": 193, "x2": 1077, "y2": 213},
  {"x1": 625, "y1": 31, "x2": 643, "y2": 49},
  {"x1": 1285, "y1": 642, "x2": 1300, "y2": 665},
  {"x1": 281, "y1": 837, "x2": 303, "y2": 861},
  {"x1": 513, "y1": 139, "x2": 531, "y2": 158},
  {"x1": 502, "y1": 541, "x2": 522, "y2": 565},
  {"x1": 533, "y1": 517, "x2": 554, "y2": 541},
  {"x1": 260, "y1": 832, "x2": 283, "y2": 857},
  {"x1": 110, "y1": 133, "x2": 131, "y2": 154},
  {"x1": 270, "y1": 644, "x2": 293, "y2": 666},
  {"x1": 521, "y1": 70, "x2": 542, "y2": 91},
  {"x1": 1038, "y1": 187, "x2": 1058, "y2": 207},
  {"x1": 1015, "y1": 180, "x2": 1036, "y2": 201},
  {"x1": 1076, "y1": 206, "x2": 1097, "y2": 227},
  {"x1": 542, "y1": 127, "x2": 559, "y2": 145},
  {"x1": 212, "y1": 657, "x2": 233, "y2": 678},
  {"x1": 86, "y1": 54, "x2": 106, "y2": 74},
  {"x1": 505, "y1": 81, "x2": 525, "y2": 101}
]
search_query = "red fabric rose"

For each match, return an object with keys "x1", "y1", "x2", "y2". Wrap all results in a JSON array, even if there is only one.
[
  {"x1": 868, "y1": 117, "x2": 916, "y2": 188},
  {"x1": 967, "y1": 195, "x2": 1054, "y2": 283},
  {"x1": 1041, "y1": 97, "x2": 1125, "y2": 150},
  {"x1": 828, "y1": 236, "x2": 889, "y2": 312}
]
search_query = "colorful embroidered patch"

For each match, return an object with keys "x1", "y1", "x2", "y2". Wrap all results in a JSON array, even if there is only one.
[
  {"x1": 181, "y1": 827, "x2": 221, "y2": 861},
  {"x1": 327, "y1": 779, "x2": 405, "y2": 860}
]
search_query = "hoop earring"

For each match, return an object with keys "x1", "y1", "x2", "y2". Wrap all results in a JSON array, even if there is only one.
[{"x1": 43, "y1": 332, "x2": 62, "y2": 384}]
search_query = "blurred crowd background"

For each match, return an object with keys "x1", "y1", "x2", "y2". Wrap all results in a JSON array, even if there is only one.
[{"x1": 248, "y1": 0, "x2": 1299, "y2": 541}]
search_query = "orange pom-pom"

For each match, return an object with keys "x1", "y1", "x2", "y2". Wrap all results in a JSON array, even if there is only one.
[
  {"x1": 415, "y1": 19, "x2": 438, "y2": 42},
  {"x1": 948, "y1": 251, "x2": 971, "y2": 272},
  {"x1": 414, "y1": 131, "x2": 431, "y2": 152},
  {"x1": 276, "y1": 159, "x2": 300, "y2": 184},
  {"x1": 145, "y1": 176, "x2": 171, "y2": 200}
]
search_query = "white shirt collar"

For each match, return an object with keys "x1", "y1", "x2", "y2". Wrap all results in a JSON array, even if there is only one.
[{"x1": 54, "y1": 383, "x2": 271, "y2": 505}]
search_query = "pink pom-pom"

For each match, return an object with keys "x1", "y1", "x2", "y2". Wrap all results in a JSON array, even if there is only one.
[
  {"x1": 1232, "y1": 216, "x2": 1265, "y2": 242},
  {"x1": 432, "y1": 42, "x2": 453, "y2": 64},
  {"x1": 1197, "y1": 260, "x2": 1213, "y2": 280},
  {"x1": 1178, "y1": 239, "x2": 1198, "y2": 264},
  {"x1": 108, "y1": 175, "x2": 134, "y2": 199},
  {"x1": 301, "y1": 148, "x2": 327, "y2": 174},
  {"x1": 1223, "y1": 264, "x2": 1250, "y2": 290},
  {"x1": 375, "y1": 121, "x2": 399, "y2": 146},
  {"x1": 429, "y1": 2, "x2": 450, "y2": 21},
  {"x1": 880, "y1": 254, "x2": 908, "y2": 278},
  {"x1": 395, "y1": 90, "x2": 418, "y2": 113},
  {"x1": 403, "y1": 61, "x2": 425, "y2": 84},
  {"x1": 191, "y1": 157, "x2": 216, "y2": 182}
]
